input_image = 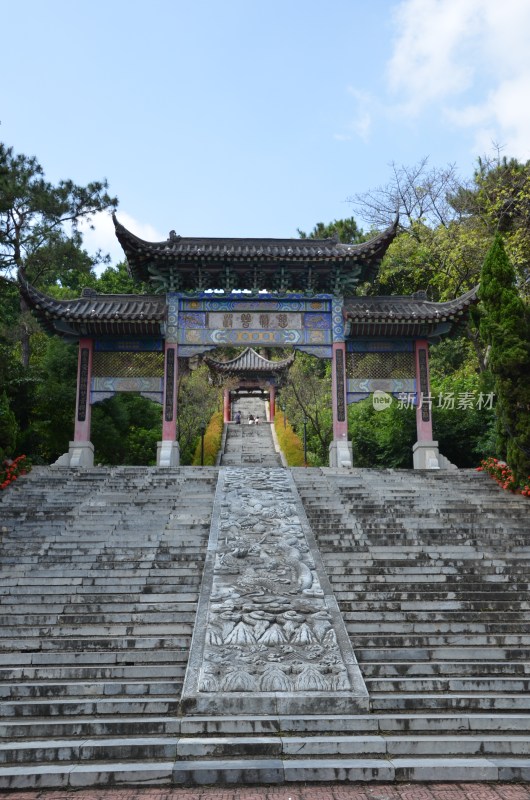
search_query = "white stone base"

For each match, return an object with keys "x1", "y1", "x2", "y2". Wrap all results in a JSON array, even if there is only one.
[
  {"x1": 329, "y1": 439, "x2": 353, "y2": 468},
  {"x1": 413, "y1": 440, "x2": 457, "y2": 470},
  {"x1": 157, "y1": 440, "x2": 180, "y2": 467},
  {"x1": 54, "y1": 441, "x2": 94, "y2": 468}
]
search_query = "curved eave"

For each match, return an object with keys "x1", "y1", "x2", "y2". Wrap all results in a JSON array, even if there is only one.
[
  {"x1": 18, "y1": 272, "x2": 166, "y2": 339},
  {"x1": 344, "y1": 286, "x2": 479, "y2": 339},
  {"x1": 113, "y1": 214, "x2": 398, "y2": 285}
]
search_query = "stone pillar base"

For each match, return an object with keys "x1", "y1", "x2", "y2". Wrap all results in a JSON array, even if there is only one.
[
  {"x1": 412, "y1": 440, "x2": 458, "y2": 470},
  {"x1": 157, "y1": 440, "x2": 180, "y2": 467},
  {"x1": 329, "y1": 439, "x2": 353, "y2": 468},
  {"x1": 54, "y1": 441, "x2": 94, "y2": 468}
]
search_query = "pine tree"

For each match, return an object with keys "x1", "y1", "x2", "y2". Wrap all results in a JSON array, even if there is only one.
[{"x1": 479, "y1": 234, "x2": 530, "y2": 482}]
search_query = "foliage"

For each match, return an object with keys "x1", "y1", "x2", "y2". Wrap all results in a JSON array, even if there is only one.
[
  {"x1": 0, "y1": 142, "x2": 117, "y2": 284},
  {"x1": 477, "y1": 456, "x2": 530, "y2": 498},
  {"x1": 91, "y1": 394, "x2": 161, "y2": 465},
  {"x1": 0, "y1": 391, "x2": 18, "y2": 461},
  {"x1": 0, "y1": 454, "x2": 31, "y2": 491},
  {"x1": 278, "y1": 353, "x2": 332, "y2": 465},
  {"x1": 297, "y1": 217, "x2": 366, "y2": 244},
  {"x1": 0, "y1": 141, "x2": 117, "y2": 367},
  {"x1": 95, "y1": 261, "x2": 149, "y2": 295},
  {"x1": 273, "y1": 412, "x2": 305, "y2": 466},
  {"x1": 478, "y1": 234, "x2": 530, "y2": 482},
  {"x1": 431, "y1": 371, "x2": 497, "y2": 467},
  {"x1": 348, "y1": 398, "x2": 416, "y2": 468},
  {"x1": 192, "y1": 412, "x2": 223, "y2": 466},
  {"x1": 21, "y1": 337, "x2": 78, "y2": 462},
  {"x1": 452, "y1": 154, "x2": 530, "y2": 296},
  {"x1": 178, "y1": 364, "x2": 221, "y2": 465},
  {"x1": 125, "y1": 426, "x2": 161, "y2": 466}
]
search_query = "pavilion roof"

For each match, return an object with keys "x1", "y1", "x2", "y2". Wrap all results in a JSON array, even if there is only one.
[
  {"x1": 113, "y1": 214, "x2": 399, "y2": 294},
  {"x1": 343, "y1": 286, "x2": 479, "y2": 339},
  {"x1": 18, "y1": 272, "x2": 166, "y2": 338},
  {"x1": 203, "y1": 348, "x2": 295, "y2": 376}
]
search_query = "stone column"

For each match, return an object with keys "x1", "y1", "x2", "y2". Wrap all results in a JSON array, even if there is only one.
[
  {"x1": 269, "y1": 384, "x2": 276, "y2": 422},
  {"x1": 329, "y1": 342, "x2": 352, "y2": 468},
  {"x1": 74, "y1": 337, "x2": 93, "y2": 443},
  {"x1": 412, "y1": 338, "x2": 439, "y2": 469},
  {"x1": 223, "y1": 388, "x2": 231, "y2": 423},
  {"x1": 55, "y1": 337, "x2": 95, "y2": 466},
  {"x1": 158, "y1": 342, "x2": 180, "y2": 467}
]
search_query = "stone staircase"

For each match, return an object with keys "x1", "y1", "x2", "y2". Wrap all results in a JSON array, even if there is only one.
[
  {"x1": 220, "y1": 422, "x2": 281, "y2": 467},
  {"x1": 0, "y1": 464, "x2": 529, "y2": 787},
  {"x1": 0, "y1": 465, "x2": 218, "y2": 788}
]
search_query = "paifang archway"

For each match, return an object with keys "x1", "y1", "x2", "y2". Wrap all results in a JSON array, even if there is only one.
[{"x1": 19, "y1": 214, "x2": 478, "y2": 469}]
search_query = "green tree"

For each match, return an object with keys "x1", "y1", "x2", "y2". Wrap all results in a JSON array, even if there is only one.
[
  {"x1": 0, "y1": 142, "x2": 117, "y2": 364},
  {"x1": 278, "y1": 353, "x2": 332, "y2": 465},
  {"x1": 297, "y1": 217, "x2": 366, "y2": 244},
  {"x1": 177, "y1": 364, "x2": 220, "y2": 464},
  {"x1": 95, "y1": 261, "x2": 148, "y2": 295},
  {"x1": 0, "y1": 391, "x2": 18, "y2": 460},
  {"x1": 478, "y1": 234, "x2": 530, "y2": 481},
  {"x1": 348, "y1": 399, "x2": 416, "y2": 468},
  {"x1": 91, "y1": 394, "x2": 162, "y2": 465}
]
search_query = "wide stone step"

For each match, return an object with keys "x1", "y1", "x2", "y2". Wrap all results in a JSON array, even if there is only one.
[
  {"x1": 0, "y1": 755, "x2": 528, "y2": 788},
  {"x1": 370, "y1": 694, "x2": 530, "y2": 711},
  {"x1": 0, "y1": 635, "x2": 192, "y2": 652},
  {"x1": 365, "y1": 676, "x2": 530, "y2": 692},
  {"x1": 0, "y1": 737, "x2": 178, "y2": 765},
  {"x1": 357, "y1": 646, "x2": 530, "y2": 662},
  {"x1": 0, "y1": 648, "x2": 189, "y2": 667},
  {"x1": 0, "y1": 664, "x2": 186, "y2": 681},
  {"x1": 1, "y1": 696, "x2": 180, "y2": 718},
  {"x1": 349, "y1": 634, "x2": 530, "y2": 647},
  {"x1": 0, "y1": 680, "x2": 181, "y2": 699},
  {"x1": 362, "y1": 661, "x2": 530, "y2": 677},
  {"x1": 0, "y1": 716, "x2": 181, "y2": 740}
]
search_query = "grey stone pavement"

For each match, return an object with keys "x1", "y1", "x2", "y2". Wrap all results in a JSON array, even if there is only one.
[{"x1": 3, "y1": 781, "x2": 530, "y2": 800}]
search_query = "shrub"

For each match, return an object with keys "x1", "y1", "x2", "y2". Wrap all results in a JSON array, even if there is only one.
[
  {"x1": 0, "y1": 454, "x2": 32, "y2": 491},
  {"x1": 274, "y1": 412, "x2": 305, "y2": 466},
  {"x1": 477, "y1": 456, "x2": 530, "y2": 497},
  {"x1": 192, "y1": 412, "x2": 224, "y2": 466}
]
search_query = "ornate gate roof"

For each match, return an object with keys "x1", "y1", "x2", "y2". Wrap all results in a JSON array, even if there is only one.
[{"x1": 113, "y1": 214, "x2": 399, "y2": 294}]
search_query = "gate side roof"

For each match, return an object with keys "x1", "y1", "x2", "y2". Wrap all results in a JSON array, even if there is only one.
[
  {"x1": 343, "y1": 286, "x2": 479, "y2": 337},
  {"x1": 18, "y1": 272, "x2": 166, "y2": 338}
]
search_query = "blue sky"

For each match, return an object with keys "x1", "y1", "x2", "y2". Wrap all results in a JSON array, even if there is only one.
[{"x1": 2, "y1": 0, "x2": 530, "y2": 266}]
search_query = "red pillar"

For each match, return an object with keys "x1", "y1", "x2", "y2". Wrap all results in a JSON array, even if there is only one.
[
  {"x1": 331, "y1": 342, "x2": 348, "y2": 441},
  {"x1": 414, "y1": 339, "x2": 433, "y2": 442},
  {"x1": 162, "y1": 343, "x2": 179, "y2": 441},
  {"x1": 269, "y1": 385, "x2": 276, "y2": 422},
  {"x1": 73, "y1": 337, "x2": 93, "y2": 442},
  {"x1": 223, "y1": 388, "x2": 231, "y2": 423}
]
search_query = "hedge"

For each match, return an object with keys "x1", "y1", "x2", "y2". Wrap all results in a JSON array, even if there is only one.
[
  {"x1": 191, "y1": 412, "x2": 224, "y2": 466},
  {"x1": 273, "y1": 412, "x2": 305, "y2": 466}
]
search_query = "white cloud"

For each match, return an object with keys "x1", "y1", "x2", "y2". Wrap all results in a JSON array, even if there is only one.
[
  {"x1": 388, "y1": 0, "x2": 530, "y2": 159},
  {"x1": 78, "y1": 211, "x2": 165, "y2": 272},
  {"x1": 335, "y1": 87, "x2": 374, "y2": 143}
]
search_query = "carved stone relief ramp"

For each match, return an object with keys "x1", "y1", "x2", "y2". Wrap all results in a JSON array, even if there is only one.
[{"x1": 181, "y1": 467, "x2": 369, "y2": 715}]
